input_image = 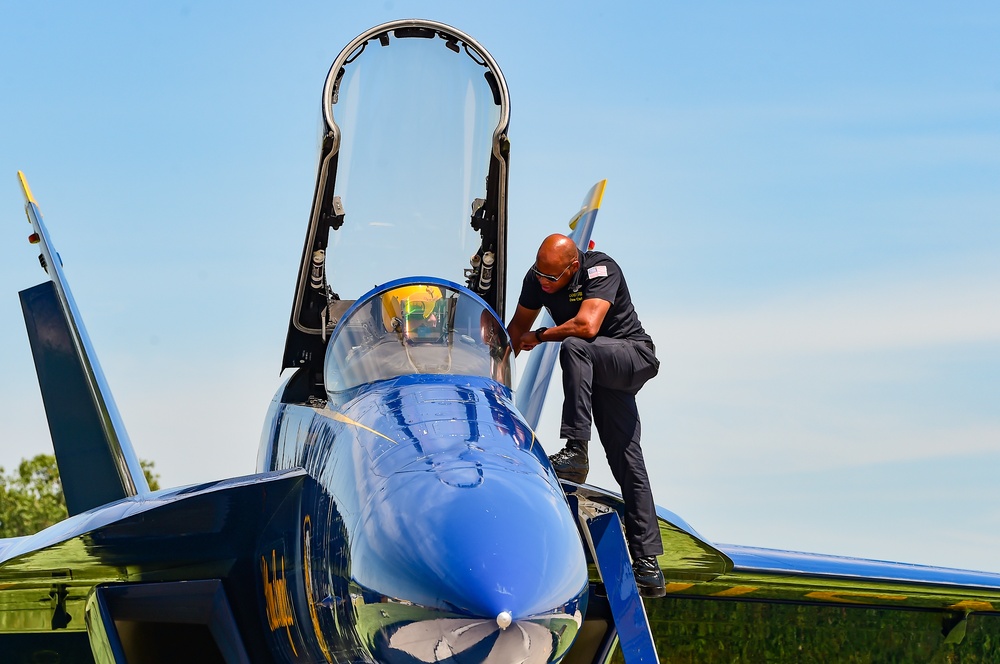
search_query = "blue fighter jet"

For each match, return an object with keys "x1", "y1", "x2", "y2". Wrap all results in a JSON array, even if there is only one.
[{"x1": 4, "y1": 18, "x2": 1000, "y2": 664}]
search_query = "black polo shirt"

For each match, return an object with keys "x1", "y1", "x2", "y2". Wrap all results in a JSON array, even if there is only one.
[{"x1": 518, "y1": 250, "x2": 651, "y2": 342}]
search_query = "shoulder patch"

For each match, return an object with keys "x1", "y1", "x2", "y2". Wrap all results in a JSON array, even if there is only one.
[{"x1": 587, "y1": 265, "x2": 608, "y2": 279}]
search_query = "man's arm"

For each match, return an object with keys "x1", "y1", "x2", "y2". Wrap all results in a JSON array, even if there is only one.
[
  {"x1": 535, "y1": 298, "x2": 610, "y2": 345},
  {"x1": 507, "y1": 304, "x2": 540, "y2": 355},
  {"x1": 516, "y1": 297, "x2": 611, "y2": 353}
]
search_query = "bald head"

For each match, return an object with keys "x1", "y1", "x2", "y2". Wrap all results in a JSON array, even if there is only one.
[
  {"x1": 531, "y1": 234, "x2": 580, "y2": 290},
  {"x1": 537, "y1": 234, "x2": 578, "y2": 268}
]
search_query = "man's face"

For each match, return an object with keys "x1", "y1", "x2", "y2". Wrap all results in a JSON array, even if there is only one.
[{"x1": 532, "y1": 254, "x2": 577, "y2": 293}]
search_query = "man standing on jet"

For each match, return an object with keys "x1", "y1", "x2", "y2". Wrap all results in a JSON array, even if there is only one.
[{"x1": 507, "y1": 233, "x2": 665, "y2": 597}]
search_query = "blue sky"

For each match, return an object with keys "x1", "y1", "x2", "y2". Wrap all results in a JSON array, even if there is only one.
[{"x1": 2, "y1": 2, "x2": 998, "y2": 572}]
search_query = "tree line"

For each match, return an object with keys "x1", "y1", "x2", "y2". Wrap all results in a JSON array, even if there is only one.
[{"x1": 0, "y1": 454, "x2": 160, "y2": 538}]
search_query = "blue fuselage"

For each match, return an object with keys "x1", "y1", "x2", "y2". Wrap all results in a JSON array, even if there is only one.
[{"x1": 258, "y1": 371, "x2": 588, "y2": 662}]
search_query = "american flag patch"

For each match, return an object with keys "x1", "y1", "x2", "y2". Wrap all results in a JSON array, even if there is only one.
[{"x1": 587, "y1": 266, "x2": 608, "y2": 279}]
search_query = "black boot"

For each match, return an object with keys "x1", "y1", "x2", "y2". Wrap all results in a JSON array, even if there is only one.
[
  {"x1": 632, "y1": 555, "x2": 666, "y2": 598},
  {"x1": 548, "y1": 439, "x2": 589, "y2": 484}
]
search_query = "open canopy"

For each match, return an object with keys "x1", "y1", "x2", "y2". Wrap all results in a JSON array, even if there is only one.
[{"x1": 284, "y1": 20, "x2": 511, "y2": 371}]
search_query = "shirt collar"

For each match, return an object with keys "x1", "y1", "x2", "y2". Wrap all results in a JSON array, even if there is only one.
[{"x1": 568, "y1": 249, "x2": 585, "y2": 292}]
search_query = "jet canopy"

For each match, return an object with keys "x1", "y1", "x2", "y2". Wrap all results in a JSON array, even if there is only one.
[
  {"x1": 324, "y1": 279, "x2": 513, "y2": 394},
  {"x1": 284, "y1": 20, "x2": 511, "y2": 372}
]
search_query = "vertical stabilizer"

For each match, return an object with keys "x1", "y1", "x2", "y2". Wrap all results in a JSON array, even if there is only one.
[{"x1": 16, "y1": 172, "x2": 148, "y2": 515}]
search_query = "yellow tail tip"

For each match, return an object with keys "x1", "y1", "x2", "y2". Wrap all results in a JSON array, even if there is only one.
[
  {"x1": 568, "y1": 179, "x2": 607, "y2": 230},
  {"x1": 17, "y1": 171, "x2": 37, "y2": 206}
]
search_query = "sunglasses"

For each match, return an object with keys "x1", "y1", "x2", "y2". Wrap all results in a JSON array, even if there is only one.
[{"x1": 531, "y1": 261, "x2": 575, "y2": 283}]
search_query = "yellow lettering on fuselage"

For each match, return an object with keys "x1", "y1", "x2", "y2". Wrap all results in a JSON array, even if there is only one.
[{"x1": 262, "y1": 550, "x2": 298, "y2": 656}]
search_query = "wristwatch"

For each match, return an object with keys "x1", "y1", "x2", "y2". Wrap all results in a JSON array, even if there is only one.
[{"x1": 534, "y1": 327, "x2": 547, "y2": 342}]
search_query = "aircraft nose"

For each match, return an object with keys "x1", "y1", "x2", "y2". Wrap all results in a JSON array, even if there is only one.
[{"x1": 350, "y1": 465, "x2": 588, "y2": 660}]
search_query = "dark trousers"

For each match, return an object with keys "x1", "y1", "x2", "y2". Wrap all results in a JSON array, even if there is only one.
[{"x1": 560, "y1": 336, "x2": 662, "y2": 559}]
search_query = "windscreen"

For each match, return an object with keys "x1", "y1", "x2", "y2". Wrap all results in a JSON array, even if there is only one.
[
  {"x1": 326, "y1": 32, "x2": 502, "y2": 297},
  {"x1": 325, "y1": 281, "x2": 512, "y2": 393}
]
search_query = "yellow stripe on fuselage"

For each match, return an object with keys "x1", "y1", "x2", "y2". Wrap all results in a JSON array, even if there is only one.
[{"x1": 330, "y1": 411, "x2": 396, "y2": 444}]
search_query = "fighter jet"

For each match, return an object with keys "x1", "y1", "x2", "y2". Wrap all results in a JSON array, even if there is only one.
[{"x1": 4, "y1": 18, "x2": 1000, "y2": 664}]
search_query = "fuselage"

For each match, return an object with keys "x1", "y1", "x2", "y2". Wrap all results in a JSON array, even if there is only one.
[{"x1": 258, "y1": 278, "x2": 589, "y2": 663}]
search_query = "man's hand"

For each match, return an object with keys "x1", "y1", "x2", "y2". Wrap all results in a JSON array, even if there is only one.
[
  {"x1": 507, "y1": 304, "x2": 540, "y2": 356},
  {"x1": 519, "y1": 330, "x2": 541, "y2": 351}
]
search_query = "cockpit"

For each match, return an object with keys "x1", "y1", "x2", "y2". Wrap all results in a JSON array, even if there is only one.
[{"x1": 324, "y1": 279, "x2": 512, "y2": 395}]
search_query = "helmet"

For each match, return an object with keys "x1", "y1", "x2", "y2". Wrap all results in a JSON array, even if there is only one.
[{"x1": 381, "y1": 285, "x2": 446, "y2": 343}]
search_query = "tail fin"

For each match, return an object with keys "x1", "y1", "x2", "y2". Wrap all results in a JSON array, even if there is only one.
[
  {"x1": 515, "y1": 180, "x2": 606, "y2": 430},
  {"x1": 16, "y1": 172, "x2": 149, "y2": 515}
]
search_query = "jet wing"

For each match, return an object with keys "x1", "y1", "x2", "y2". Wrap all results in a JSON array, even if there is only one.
[
  {"x1": 566, "y1": 481, "x2": 1000, "y2": 661},
  {"x1": 641, "y1": 544, "x2": 1000, "y2": 659},
  {"x1": 0, "y1": 469, "x2": 308, "y2": 663}
]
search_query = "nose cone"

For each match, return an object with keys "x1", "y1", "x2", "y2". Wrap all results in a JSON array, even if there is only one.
[{"x1": 350, "y1": 466, "x2": 588, "y2": 661}]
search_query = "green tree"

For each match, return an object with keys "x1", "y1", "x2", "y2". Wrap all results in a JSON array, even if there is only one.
[{"x1": 0, "y1": 454, "x2": 161, "y2": 538}]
